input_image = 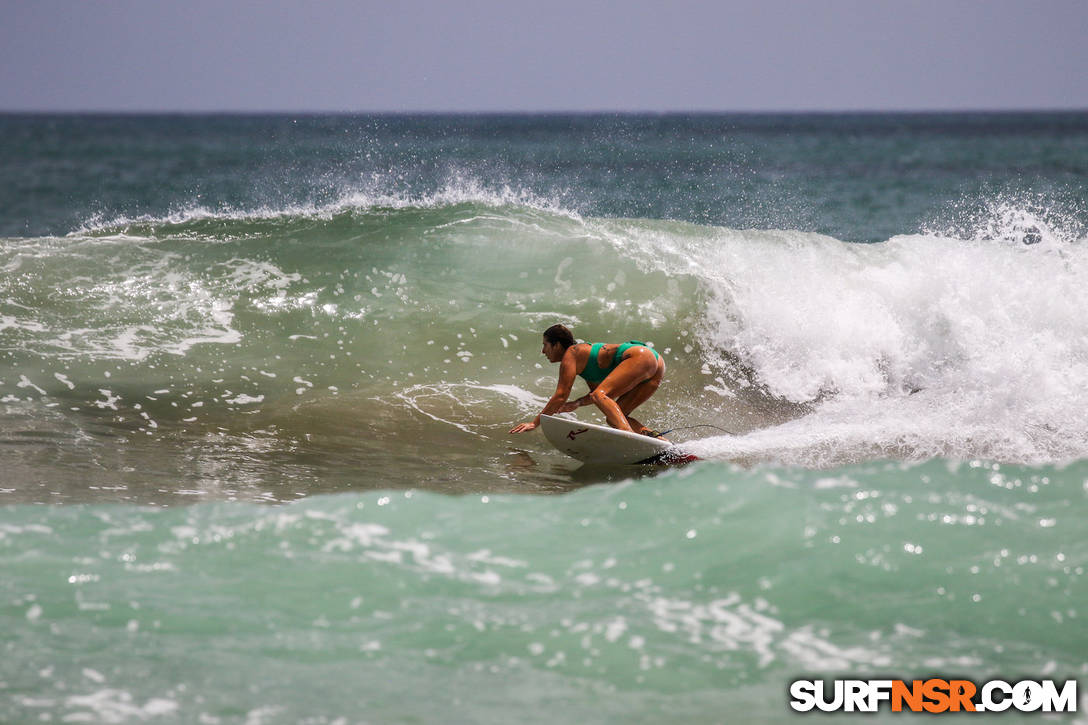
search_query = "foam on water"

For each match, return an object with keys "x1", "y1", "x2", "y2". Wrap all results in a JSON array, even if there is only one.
[
  {"x1": 393, "y1": 382, "x2": 548, "y2": 438},
  {"x1": 585, "y1": 206, "x2": 1088, "y2": 465}
]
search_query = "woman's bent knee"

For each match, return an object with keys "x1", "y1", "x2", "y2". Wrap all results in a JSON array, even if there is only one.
[{"x1": 589, "y1": 388, "x2": 612, "y2": 405}]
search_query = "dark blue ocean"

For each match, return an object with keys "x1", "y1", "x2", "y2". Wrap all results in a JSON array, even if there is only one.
[{"x1": 2, "y1": 113, "x2": 1086, "y2": 722}]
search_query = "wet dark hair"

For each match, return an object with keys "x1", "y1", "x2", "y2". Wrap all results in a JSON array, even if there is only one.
[{"x1": 542, "y1": 324, "x2": 575, "y2": 350}]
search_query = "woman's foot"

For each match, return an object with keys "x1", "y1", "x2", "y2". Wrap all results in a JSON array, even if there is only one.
[{"x1": 640, "y1": 427, "x2": 668, "y2": 442}]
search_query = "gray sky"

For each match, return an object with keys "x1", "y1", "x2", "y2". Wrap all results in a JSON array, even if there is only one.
[{"x1": 3, "y1": 0, "x2": 1087, "y2": 112}]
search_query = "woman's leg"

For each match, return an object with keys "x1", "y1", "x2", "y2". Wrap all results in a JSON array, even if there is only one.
[
  {"x1": 616, "y1": 358, "x2": 665, "y2": 434},
  {"x1": 588, "y1": 349, "x2": 660, "y2": 432}
]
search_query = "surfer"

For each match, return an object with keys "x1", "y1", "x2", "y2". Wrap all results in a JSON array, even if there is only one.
[{"x1": 509, "y1": 324, "x2": 665, "y2": 436}]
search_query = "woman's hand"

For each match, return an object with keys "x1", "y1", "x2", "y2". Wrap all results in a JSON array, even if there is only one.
[
  {"x1": 509, "y1": 420, "x2": 539, "y2": 434},
  {"x1": 558, "y1": 399, "x2": 581, "y2": 413}
]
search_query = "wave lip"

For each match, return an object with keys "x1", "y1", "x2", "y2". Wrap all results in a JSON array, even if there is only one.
[{"x1": 70, "y1": 178, "x2": 583, "y2": 238}]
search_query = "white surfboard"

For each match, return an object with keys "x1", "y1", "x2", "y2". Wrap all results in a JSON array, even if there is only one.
[{"x1": 539, "y1": 414, "x2": 679, "y2": 464}]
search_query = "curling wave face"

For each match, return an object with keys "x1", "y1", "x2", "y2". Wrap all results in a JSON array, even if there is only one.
[{"x1": 2, "y1": 192, "x2": 1088, "y2": 501}]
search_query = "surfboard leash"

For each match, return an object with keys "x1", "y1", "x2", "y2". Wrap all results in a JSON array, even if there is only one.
[{"x1": 656, "y1": 424, "x2": 738, "y2": 438}]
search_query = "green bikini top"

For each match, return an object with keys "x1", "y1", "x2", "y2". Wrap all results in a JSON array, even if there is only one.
[{"x1": 578, "y1": 341, "x2": 660, "y2": 385}]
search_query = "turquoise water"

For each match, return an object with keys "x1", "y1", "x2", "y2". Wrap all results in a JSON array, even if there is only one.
[
  {"x1": 2, "y1": 114, "x2": 1087, "y2": 722},
  {"x1": 4, "y1": 461, "x2": 1085, "y2": 723}
]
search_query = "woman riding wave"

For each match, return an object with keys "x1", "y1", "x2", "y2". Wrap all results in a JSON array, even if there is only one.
[{"x1": 509, "y1": 324, "x2": 665, "y2": 436}]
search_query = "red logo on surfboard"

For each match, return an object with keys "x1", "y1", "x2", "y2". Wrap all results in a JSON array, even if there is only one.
[{"x1": 567, "y1": 428, "x2": 589, "y2": 440}]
